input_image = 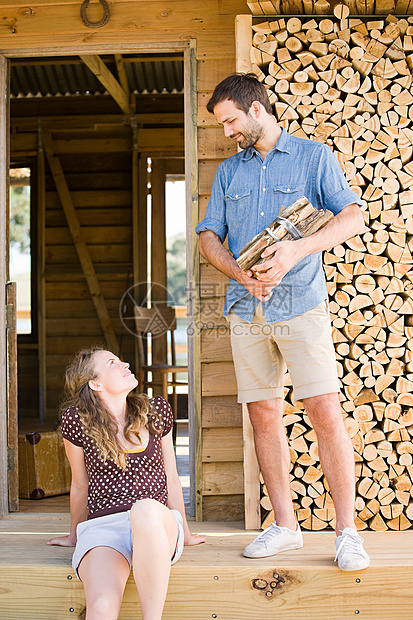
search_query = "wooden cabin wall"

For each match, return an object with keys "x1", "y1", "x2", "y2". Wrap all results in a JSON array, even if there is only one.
[
  {"x1": 10, "y1": 94, "x2": 184, "y2": 425},
  {"x1": 11, "y1": 98, "x2": 135, "y2": 424},
  {"x1": 0, "y1": 0, "x2": 249, "y2": 519}
]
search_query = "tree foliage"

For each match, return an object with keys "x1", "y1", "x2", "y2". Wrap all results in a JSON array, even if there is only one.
[
  {"x1": 10, "y1": 186, "x2": 30, "y2": 254},
  {"x1": 167, "y1": 233, "x2": 187, "y2": 306}
]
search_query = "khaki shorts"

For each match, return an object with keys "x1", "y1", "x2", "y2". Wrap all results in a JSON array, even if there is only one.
[{"x1": 227, "y1": 300, "x2": 339, "y2": 403}]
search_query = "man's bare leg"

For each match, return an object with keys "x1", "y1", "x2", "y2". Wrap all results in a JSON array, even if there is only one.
[
  {"x1": 302, "y1": 392, "x2": 356, "y2": 534},
  {"x1": 248, "y1": 397, "x2": 296, "y2": 530}
]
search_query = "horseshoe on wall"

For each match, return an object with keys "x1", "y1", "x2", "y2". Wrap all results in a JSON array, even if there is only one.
[{"x1": 80, "y1": 0, "x2": 110, "y2": 29}]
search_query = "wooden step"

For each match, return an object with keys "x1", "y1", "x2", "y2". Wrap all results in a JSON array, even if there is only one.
[{"x1": 0, "y1": 513, "x2": 412, "y2": 619}]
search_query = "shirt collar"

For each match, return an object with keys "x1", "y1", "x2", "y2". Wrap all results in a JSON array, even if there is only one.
[{"x1": 241, "y1": 127, "x2": 291, "y2": 161}]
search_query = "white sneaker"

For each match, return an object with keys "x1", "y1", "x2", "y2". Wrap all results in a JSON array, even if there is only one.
[
  {"x1": 243, "y1": 522, "x2": 303, "y2": 558},
  {"x1": 335, "y1": 528, "x2": 370, "y2": 571}
]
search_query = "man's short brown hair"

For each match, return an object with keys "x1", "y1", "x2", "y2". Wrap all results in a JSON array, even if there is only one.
[{"x1": 207, "y1": 73, "x2": 273, "y2": 115}]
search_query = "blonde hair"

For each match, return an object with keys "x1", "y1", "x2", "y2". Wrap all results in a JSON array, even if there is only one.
[{"x1": 60, "y1": 346, "x2": 162, "y2": 470}]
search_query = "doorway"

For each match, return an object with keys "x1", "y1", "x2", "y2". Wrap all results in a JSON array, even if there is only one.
[{"x1": 0, "y1": 43, "x2": 199, "y2": 518}]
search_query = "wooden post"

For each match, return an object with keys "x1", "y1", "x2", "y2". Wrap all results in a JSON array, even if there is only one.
[
  {"x1": 236, "y1": 15, "x2": 253, "y2": 74},
  {"x1": 184, "y1": 40, "x2": 201, "y2": 519},
  {"x1": 131, "y1": 103, "x2": 140, "y2": 376},
  {"x1": 37, "y1": 121, "x2": 47, "y2": 424},
  {"x1": 0, "y1": 55, "x2": 9, "y2": 516},
  {"x1": 138, "y1": 156, "x2": 148, "y2": 287},
  {"x1": 6, "y1": 282, "x2": 18, "y2": 512},
  {"x1": 150, "y1": 158, "x2": 168, "y2": 391},
  {"x1": 236, "y1": 15, "x2": 261, "y2": 529},
  {"x1": 243, "y1": 404, "x2": 261, "y2": 529}
]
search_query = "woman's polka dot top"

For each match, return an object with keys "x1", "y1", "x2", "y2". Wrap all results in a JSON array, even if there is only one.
[{"x1": 61, "y1": 396, "x2": 173, "y2": 520}]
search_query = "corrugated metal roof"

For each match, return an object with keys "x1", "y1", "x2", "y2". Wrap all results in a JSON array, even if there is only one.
[{"x1": 11, "y1": 55, "x2": 184, "y2": 98}]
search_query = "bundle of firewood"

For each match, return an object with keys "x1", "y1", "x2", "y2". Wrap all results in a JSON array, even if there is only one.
[
  {"x1": 237, "y1": 196, "x2": 333, "y2": 273},
  {"x1": 250, "y1": 13, "x2": 413, "y2": 531}
]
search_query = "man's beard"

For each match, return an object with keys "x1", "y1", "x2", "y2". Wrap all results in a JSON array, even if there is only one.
[{"x1": 233, "y1": 116, "x2": 264, "y2": 150}]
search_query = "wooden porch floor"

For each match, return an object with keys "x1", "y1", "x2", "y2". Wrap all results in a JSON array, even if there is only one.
[{"x1": 1, "y1": 509, "x2": 412, "y2": 620}]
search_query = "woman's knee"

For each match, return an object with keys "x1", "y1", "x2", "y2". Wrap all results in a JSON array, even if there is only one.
[
  {"x1": 86, "y1": 592, "x2": 122, "y2": 618},
  {"x1": 130, "y1": 499, "x2": 165, "y2": 529}
]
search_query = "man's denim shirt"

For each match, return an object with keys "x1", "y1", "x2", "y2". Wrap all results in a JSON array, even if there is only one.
[{"x1": 195, "y1": 129, "x2": 363, "y2": 323}]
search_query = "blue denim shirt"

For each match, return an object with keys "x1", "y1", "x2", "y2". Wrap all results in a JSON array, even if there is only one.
[{"x1": 195, "y1": 129, "x2": 363, "y2": 323}]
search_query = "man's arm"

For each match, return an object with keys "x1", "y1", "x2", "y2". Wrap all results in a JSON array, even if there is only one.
[
  {"x1": 198, "y1": 230, "x2": 274, "y2": 302},
  {"x1": 254, "y1": 203, "x2": 365, "y2": 287}
]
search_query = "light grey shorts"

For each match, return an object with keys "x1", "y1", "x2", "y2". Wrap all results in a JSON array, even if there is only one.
[
  {"x1": 227, "y1": 300, "x2": 340, "y2": 403},
  {"x1": 72, "y1": 507, "x2": 184, "y2": 579}
]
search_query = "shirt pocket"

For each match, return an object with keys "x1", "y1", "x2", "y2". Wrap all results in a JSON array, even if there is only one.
[
  {"x1": 225, "y1": 189, "x2": 251, "y2": 225},
  {"x1": 273, "y1": 186, "x2": 305, "y2": 212}
]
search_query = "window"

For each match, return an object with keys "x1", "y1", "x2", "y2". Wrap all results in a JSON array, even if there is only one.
[{"x1": 9, "y1": 166, "x2": 34, "y2": 336}]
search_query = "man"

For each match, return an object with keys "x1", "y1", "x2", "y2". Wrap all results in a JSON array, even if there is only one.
[{"x1": 195, "y1": 73, "x2": 370, "y2": 571}]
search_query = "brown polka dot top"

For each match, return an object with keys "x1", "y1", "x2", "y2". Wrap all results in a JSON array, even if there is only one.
[{"x1": 61, "y1": 396, "x2": 173, "y2": 520}]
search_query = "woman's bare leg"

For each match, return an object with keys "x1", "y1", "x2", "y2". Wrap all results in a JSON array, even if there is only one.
[
  {"x1": 130, "y1": 499, "x2": 178, "y2": 620},
  {"x1": 78, "y1": 547, "x2": 130, "y2": 620}
]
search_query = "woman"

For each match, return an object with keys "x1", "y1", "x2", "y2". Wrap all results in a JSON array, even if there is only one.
[{"x1": 48, "y1": 346, "x2": 205, "y2": 620}]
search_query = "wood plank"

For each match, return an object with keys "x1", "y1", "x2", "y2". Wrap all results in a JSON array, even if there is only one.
[
  {"x1": 201, "y1": 361, "x2": 237, "y2": 396},
  {"x1": 0, "y1": 515, "x2": 413, "y2": 619},
  {"x1": 0, "y1": 2, "x2": 249, "y2": 38},
  {"x1": 202, "y1": 427, "x2": 243, "y2": 462},
  {"x1": 200, "y1": 328, "x2": 232, "y2": 362},
  {"x1": 197, "y1": 58, "x2": 235, "y2": 92},
  {"x1": 150, "y1": 159, "x2": 168, "y2": 394},
  {"x1": 45, "y1": 190, "x2": 132, "y2": 209},
  {"x1": 243, "y1": 404, "x2": 261, "y2": 530},
  {"x1": 45, "y1": 280, "x2": 128, "y2": 300},
  {"x1": 42, "y1": 131, "x2": 118, "y2": 353},
  {"x1": 202, "y1": 461, "x2": 244, "y2": 495},
  {"x1": 46, "y1": 207, "x2": 131, "y2": 227},
  {"x1": 79, "y1": 54, "x2": 130, "y2": 117},
  {"x1": 0, "y1": 54, "x2": 9, "y2": 516},
  {"x1": 198, "y1": 93, "x2": 221, "y2": 127},
  {"x1": 202, "y1": 396, "x2": 242, "y2": 428},
  {"x1": 11, "y1": 130, "x2": 184, "y2": 153},
  {"x1": 236, "y1": 14, "x2": 253, "y2": 74},
  {"x1": 6, "y1": 283, "x2": 18, "y2": 512},
  {"x1": 200, "y1": 263, "x2": 228, "y2": 297},
  {"x1": 45, "y1": 244, "x2": 131, "y2": 264},
  {"x1": 198, "y1": 127, "x2": 237, "y2": 159},
  {"x1": 200, "y1": 296, "x2": 225, "y2": 323},
  {"x1": 184, "y1": 41, "x2": 200, "y2": 520},
  {"x1": 37, "y1": 124, "x2": 47, "y2": 427},
  {"x1": 45, "y1": 225, "x2": 131, "y2": 245},
  {"x1": 202, "y1": 495, "x2": 245, "y2": 521},
  {"x1": 46, "y1": 318, "x2": 121, "y2": 337},
  {"x1": 198, "y1": 159, "x2": 222, "y2": 195}
]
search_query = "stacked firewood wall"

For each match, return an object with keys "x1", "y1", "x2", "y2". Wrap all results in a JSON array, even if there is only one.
[
  {"x1": 248, "y1": 0, "x2": 413, "y2": 17},
  {"x1": 251, "y1": 10, "x2": 413, "y2": 531}
]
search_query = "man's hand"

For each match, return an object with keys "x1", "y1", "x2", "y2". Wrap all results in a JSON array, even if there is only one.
[
  {"x1": 236, "y1": 268, "x2": 274, "y2": 302},
  {"x1": 252, "y1": 239, "x2": 303, "y2": 286}
]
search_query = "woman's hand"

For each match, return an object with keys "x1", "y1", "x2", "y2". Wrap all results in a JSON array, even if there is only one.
[
  {"x1": 184, "y1": 532, "x2": 207, "y2": 546},
  {"x1": 47, "y1": 534, "x2": 77, "y2": 547}
]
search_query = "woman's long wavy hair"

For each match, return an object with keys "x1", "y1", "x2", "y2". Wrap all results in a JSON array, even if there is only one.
[{"x1": 60, "y1": 346, "x2": 162, "y2": 470}]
